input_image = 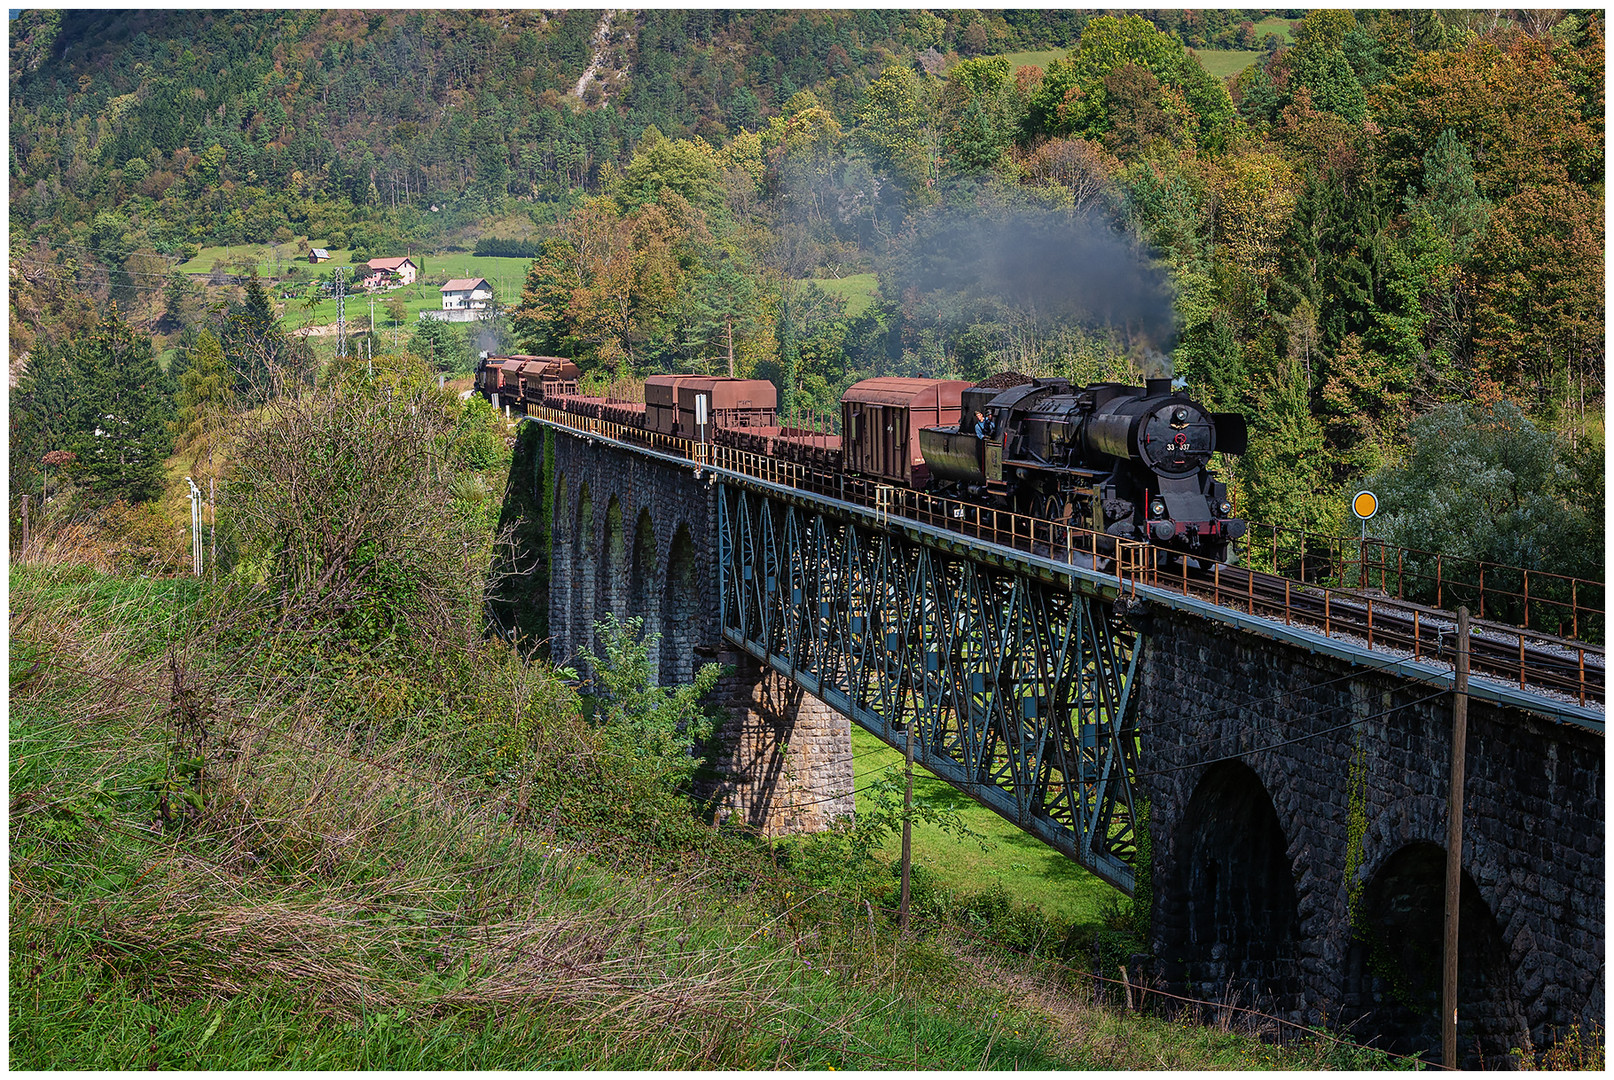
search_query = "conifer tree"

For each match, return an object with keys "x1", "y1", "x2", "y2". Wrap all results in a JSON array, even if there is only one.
[
  {"x1": 220, "y1": 272, "x2": 313, "y2": 403},
  {"x1": 68, "y1": 306, "x2": 173, "y2": 504},
  {"x1": 9, "y1": 343, "x2": 77, "y2": 498},
  {"x1": 172, "y1": 327, "x2": 233, "y2": 470}
]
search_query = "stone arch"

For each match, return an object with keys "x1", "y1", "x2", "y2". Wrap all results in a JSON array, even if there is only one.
[
  {"x1": 1340, "y1": 842, "x2": 1526, "y2": 1069},
  {"x1": 573, "y1": 482, "x2": 595, "y2": 662},
  {"x1": 1167, "y1": 760, "x2": 1301, "y2": 1007},
  {"x1": 550, "y1": 473, "x2": 572, "y2": 657},
  {"x1": 629, "y1": 509, "x2": 660, "y2": 678},
  {"x1": 660, "y1": 523, "x2": 698, "y2": 686},
  {"x1": 601, "y1": 495, "x2": 627, "y2": 624}
]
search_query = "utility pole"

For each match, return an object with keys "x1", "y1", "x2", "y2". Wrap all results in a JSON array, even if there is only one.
[
  {"x1": 336, "y1": 266, "x2": 347, "y2": 358},
  {"x1": 1442, "y1": 606, "x2": 1471, "y2": 1069},
  {"x1": 898, "y1": 719, "x2": 915, "y2": 934},
  {"x1": 184, "y1": 476, "x2": 203, "y2": 576}
]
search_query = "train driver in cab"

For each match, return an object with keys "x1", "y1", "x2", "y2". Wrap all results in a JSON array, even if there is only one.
[{"x1": 973, "y1": 409, "x2": 996, "y2": 441}]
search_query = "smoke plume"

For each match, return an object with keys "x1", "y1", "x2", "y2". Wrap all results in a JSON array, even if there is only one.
[{"x1": 900, "y1": 208, "x2": 1179, "y2": 364}]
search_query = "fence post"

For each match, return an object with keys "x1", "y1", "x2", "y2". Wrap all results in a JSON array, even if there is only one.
[{"x1": 1442, "y1": 606, "x2": 1471, "y2": 1070}]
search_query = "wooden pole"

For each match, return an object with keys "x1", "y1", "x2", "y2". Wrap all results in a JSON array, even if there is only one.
[
  {"x1": 1442, "y1": 605, "x2": 1470, "y2": 1069},
  {"x1": 898, "y1": 720, "x2": 915, "y2": 934},
  {"x1": 20, "y1": 494, "x2": 29, "y2": 558}
]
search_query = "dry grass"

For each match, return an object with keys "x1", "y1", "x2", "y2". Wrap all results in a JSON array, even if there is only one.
[
  {"x1": 8, "y1": 563, "x2": 863, "y2": 1068},
  {"x1": 12, "y1": 554, "x2": 1449, "y2": 1070}
]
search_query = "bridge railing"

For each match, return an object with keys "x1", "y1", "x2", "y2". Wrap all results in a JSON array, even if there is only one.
[
  {"x1": 1241, "y1": 521, "x2": 1604, "y2": 645},
  {"x1": 526, "y1": 407, "x2": 1603, "y2": 706},
  {"x1": 529, "y1": 404, "x2": 1157, "y2": 583}
]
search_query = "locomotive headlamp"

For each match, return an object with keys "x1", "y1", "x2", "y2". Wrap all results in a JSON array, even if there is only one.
[
  {"x1": 1219, "y1": 501, "x2": 1232, "y2": 516},
  {"x1": 1171, "y1": 407, "x2": 1189, "y2": 425},
  {"x1": 1150, "y1": 498, "x2": 1166, "y2": 517}
]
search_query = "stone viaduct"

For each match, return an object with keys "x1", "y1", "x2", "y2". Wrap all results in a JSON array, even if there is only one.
[
  {"x1": 493, "y1": 419, "x2": 1602, "y2": 1068},
  {"x1": 490, "y1": 420, "x2": 854, "y2": 835}
]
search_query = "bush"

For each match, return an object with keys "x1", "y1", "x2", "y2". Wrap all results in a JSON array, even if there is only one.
[
  {"x1": 22, "y1": 496, "x2": 186, "y2": 575},
  {"x1": 578, "y1": 613, "x2": 724, "y2": 794},
  {"x1": 221, "y1": 384, "x2": 488, "y2": 654}
]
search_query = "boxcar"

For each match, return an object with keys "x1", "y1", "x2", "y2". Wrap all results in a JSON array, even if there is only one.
[
  {"x1": 646, "y1": 375, "x2": 779, "y2": 438},
  {"x1": 645, "y1": 374, "x2": 699, "y2": 435},
  {"x1": 841, "y1": 377, "x2": 971, "y2": 488}
]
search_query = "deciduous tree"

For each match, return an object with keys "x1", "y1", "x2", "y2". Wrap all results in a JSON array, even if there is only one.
[
  {"x1": 1470, "y1": 182, "x2": 1603, "y2": 428},
  {"x1": 1371, "y1": 31, "x2": 1602, "y2": 200}
]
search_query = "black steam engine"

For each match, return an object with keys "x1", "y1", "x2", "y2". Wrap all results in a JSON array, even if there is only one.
[{"x1": 919, "y1": 375, "x2": 1247, "y2": 563}]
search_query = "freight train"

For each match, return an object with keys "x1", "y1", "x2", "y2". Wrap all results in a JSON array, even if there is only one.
[{"x1": 474, "y1": 356, "x2": 1246, "y2": 563}]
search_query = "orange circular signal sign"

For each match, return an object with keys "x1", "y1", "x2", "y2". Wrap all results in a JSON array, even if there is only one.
[{"x1": 1352, "y1": 490, "x2": 1378, "y2": 520}]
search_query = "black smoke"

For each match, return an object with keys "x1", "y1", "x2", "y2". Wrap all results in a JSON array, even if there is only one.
[{"x1": 894, "y1": 207, "x2": 1179, "y2": 364}]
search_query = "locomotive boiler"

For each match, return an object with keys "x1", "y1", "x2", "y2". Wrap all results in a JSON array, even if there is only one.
[{"x1": 918, "y1": 374, "x2": 1247, "y2": 562}]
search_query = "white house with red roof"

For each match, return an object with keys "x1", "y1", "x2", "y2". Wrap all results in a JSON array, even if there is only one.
[
  {"x1": 361, "y1": 256, "x2": 418, "y2": 289},
  {"x1": 440, "y1": 277, "x2": 493, "y2": 311}
]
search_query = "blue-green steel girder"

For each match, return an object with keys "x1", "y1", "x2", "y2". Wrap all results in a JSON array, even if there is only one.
[{"x1": 717, "y1": 483, "x2": 1142, "y2": 893}]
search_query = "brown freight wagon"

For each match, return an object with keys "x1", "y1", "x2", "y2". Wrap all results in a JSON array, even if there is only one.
[
  {"x1": 646, "y1": 375, "x2": 778, "y2": 438},
  {"x1": 515, "y1": 357, "x2": 581, "y2": 403},
  {"x1": 715, "y1": 424, "x2": 840, "y2": 470},
  {"x1": 477, "y1": 357, "x2": 520, "y2": 400},
  {"x1": 598, "y1": 400, "x2": 647, "y2": 428},
  {"x1": 675, "y1": 378, "x2": 776, "y2": 438},
  {"x1": 841, "y1": 377, "x2": 972, "y2": 488},
  {"x1": 645, "y1": 374, "x2": 700, "y2": 435}
]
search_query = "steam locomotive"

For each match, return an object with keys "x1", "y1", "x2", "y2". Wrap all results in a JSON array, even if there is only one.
[
  {"x1": 919, "y1": 373, "x2": 1247, "y2": 562},
  {"x1": 475, "y1": 356, "x2": 1246, "y2": 564}
]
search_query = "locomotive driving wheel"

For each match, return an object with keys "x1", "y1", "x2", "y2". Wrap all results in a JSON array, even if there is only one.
[{"x1": 1029, "y1": 491, "x2": 1074, "y2": 559}]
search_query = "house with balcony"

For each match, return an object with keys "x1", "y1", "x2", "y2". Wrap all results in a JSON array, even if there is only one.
[{"x1": 440, "y1": 278, "x2": 493, "y2": 311}]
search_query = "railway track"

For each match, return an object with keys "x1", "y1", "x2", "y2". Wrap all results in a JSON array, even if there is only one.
[{"x1": 1166, "y1": 561, "x2": 1604, "y2": 709}]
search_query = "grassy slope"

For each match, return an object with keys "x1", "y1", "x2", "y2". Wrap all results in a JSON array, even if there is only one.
[
  {"x1": 9, "y1": 559, "x2": 1392, "y2": 1071},
  {"x1": 999, "y1": 46, "x2": 1068, "y2": 71},
  {"x1": 180, "y1": 243, "x2": 531, "y2": 332},
  {"x1": 1253, "y1": 15, "x2": 1296, "y2": 43},
  {"x1": 1193, "y1": 49, "x2": 1263, "y2": 79},
  {"x1": 805, "y1": 273, "x2": 879, "y2": 319},
  {"x1": 849, "y1": 726, "x2": 1123, "y2": 927}
]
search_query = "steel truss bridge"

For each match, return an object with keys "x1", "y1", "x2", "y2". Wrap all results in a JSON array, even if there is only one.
[
  {"x1": 527, "y1": 409, "x2": 1605, "y2": 894},
  {"x1": 719, "y1": 480, "x2": 1143, "y2": 890}
]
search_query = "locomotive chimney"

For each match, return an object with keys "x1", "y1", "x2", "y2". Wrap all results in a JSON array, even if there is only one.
[{"x1": 1145, "y1": 377, "x2": 1172, "y2": 397}]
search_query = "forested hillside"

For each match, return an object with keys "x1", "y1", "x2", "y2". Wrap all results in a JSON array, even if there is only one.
[{"x1": 9, "y1": 8, "x2": 1604, "y2": 578}]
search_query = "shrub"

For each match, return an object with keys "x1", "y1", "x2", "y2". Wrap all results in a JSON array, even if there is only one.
[
  {"x1": 578, "y1": 613, "x2": 724, "y2": 792},
  {"x1": 221, "y1": 384, "x2": 487, "y2": 655}
]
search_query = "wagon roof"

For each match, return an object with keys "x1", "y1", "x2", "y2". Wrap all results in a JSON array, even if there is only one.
[{"x1": 842, "y1": 377, "x2": 972, "y2": 408}]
